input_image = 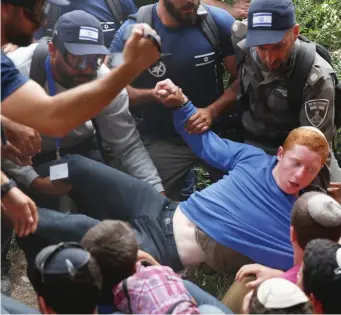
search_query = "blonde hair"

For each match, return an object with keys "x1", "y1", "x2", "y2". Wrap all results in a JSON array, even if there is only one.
[{"x1": 283, "y1": 127, "x2": 329, "y2": 164}]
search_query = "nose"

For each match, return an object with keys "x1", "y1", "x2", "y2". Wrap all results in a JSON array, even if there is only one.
[
  {"x1": 294, "y1": 167, "x2": 305, "y2": 181},
  {"x1": 265, "y1": 51, "x2": 276, "y2": 67}
]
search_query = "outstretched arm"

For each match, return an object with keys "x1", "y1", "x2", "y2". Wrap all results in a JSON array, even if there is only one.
[
  {"x1": 155, "y1": 79, "x2": 250, "y2": 173},
  {"x1": 2, "y1": 24, "x2": 160, "y2": 137}
]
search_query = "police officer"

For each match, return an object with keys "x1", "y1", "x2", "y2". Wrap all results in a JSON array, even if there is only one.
[{"x1": 230, "y1": 0, "x2": 341, "y2": 182}]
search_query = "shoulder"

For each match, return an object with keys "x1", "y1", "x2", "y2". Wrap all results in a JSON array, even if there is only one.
[
  {"x1": 120, "y1": 0, "x2": 138, "y2": 16},
  {"x1": 7, "y1": 43, "x2": 38, "y2": 76},
  {"x1": 205, "y1": 5, "x2": 235, "y2": 33},
  {"x1": 1, "y1": 51, "x2": 29, "y2": 101},
  {"x1": 306, "y1": 53, "x2": 335, "y2": 88}
]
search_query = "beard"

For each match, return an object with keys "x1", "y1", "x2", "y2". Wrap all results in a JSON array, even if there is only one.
[
  {"x1": 164, "y1": 0, "x2": 200, "y2": 25},
  {"x1": 5, "y1": 29, "x2": 34, "y2": 47},
  {"x1": 55, "y1": 66, "x2": 96, "y2": 89}
]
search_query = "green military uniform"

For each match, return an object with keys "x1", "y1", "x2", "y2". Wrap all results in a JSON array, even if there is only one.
[{"x1": 232, "y1": 20, "x2": 341, "y2": 182}]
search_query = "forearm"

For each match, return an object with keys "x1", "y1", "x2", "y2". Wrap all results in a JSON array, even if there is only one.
[
  {"x1": 2, "y1": 159, "x2": 39, "y2": 187},
  {"x1": 173, "y1": 102, "x2": 233, "y2": 171},
  {"x1": 126, "y1": 85, "x2": 156, "y2": 106},
  {"x1": 207, "y1": 78, "x2": 239, "y2": 118},
  {"x1": 2, "y1": 63, "x2": 141, "y2": 137}
]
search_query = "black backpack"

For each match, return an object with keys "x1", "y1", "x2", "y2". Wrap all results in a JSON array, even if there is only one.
[
  {"x1": 288, "y1": 35, "x2": 341, "y2": 127},
  {"x1": 41, "y1": 0, "x2": 124, "y2": 37},
  {"x1": 129, "y1": 4, "x2": 225, "y2": 95}
]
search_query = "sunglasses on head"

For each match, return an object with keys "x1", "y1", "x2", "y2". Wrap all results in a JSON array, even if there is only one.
[
  {"x1": 36, "y1": 242, "x2": 89, "y2": 283},
  {"x1": 63, "y1": 52, "x2": 105, "y2": 71}
]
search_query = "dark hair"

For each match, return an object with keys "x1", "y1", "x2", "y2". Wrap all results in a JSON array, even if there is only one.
[
  {"x1": 291, "y1": 203, "x2": 341, "y2": 249},
  {"x1": 81, "y1": 220, "x2": 138, "y2": 289},
  {"x1": 31, "y1": 256, "x2": 102, "y2": 314},
  {"x1": 249, "y1": 288, "x2": 313, "y2": 314},
  {"x1": 303, "y1": 238, "x2": 341, "y2": 314}
]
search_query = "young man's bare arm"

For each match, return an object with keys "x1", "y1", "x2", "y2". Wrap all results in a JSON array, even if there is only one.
[{"x1": 2, "y1": 26, "x2": 160, "y2": 137}]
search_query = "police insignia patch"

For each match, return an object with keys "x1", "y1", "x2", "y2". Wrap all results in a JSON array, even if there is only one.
[{"x1": 305, "y1": 99, "x2": 329, "y2": 128}]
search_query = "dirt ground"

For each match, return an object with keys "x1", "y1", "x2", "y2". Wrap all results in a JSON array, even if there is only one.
[{"x1": 7, "y1": 241, "x2": 38, "y2": 310}]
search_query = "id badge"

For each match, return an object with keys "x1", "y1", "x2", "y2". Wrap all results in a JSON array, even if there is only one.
[{"x1": 49, "y1": 163, "x2": 69, "y2": 181}]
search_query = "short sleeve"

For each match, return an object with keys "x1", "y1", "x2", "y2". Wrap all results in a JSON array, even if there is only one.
[
  {"x1": 1, "y1": 52, "x2": 28, "y2": 102},
  {"x1": 120, "y1": 0, "x2": 138, "y2": 19},
  {"x1": 208, "y1": 6, "x2": 235, "y2": 57}
]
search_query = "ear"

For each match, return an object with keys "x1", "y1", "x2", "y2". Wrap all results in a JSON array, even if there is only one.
[
  {"x1": 48, "y1": 42, "x2": 57, "y2": 57},
  {"x1": 277, "y1": 146, "x2": 284, "y2": 161},
  {"x1": 290, "y1": 226, "x2": 297, "y2": 244},
  {"x1": 310, "y1": 293, "x2": 324, "y2": 314},
  {"x1": 293, "y1": 24, "x2": 300, "y2": 41}
]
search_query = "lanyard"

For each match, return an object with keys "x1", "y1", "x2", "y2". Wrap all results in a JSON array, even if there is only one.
[{"x1": 45, "y1": 56, "x2": 61, "y2": 160}]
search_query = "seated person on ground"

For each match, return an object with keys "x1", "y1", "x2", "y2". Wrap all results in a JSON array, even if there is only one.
[
  {"x1": 81, "y1": 220, "x2": 229, "y2": 314},
  {"x1": 30, "y1": 242, "x2": 102, "y2": 314},
  {"x1": 222, "y1": 191, "x2": 341, "y2": 313},
  {"x1": 299, "y1": 238, "x2": 341, "y2": 314},
  {"x1": 20, "y1": 79, "x2": 333, "y2": 287},
  {"x1": 246, "y1": 278, "x2": 313, "y2": 314}
]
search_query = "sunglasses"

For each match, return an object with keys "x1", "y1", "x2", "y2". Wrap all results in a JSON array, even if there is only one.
[
  {"x1": 36, "y1": 242, "x2": 90, "y2": 283},
  {"x1": 63, "y1": 52, "x2": 105, "y2": 71}
]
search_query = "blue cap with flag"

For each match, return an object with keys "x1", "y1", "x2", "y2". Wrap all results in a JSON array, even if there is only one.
[
  {"x1": 245, "y1": 0, "x2": 296, "y2": 48},
  {"x1": 52, "y1": 10, "x2": 110, "y2": 56}
]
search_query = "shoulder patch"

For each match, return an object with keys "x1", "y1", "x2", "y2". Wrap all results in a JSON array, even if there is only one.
[
  {"x1": 231, "y1": 19, "x2": 248, "y2": 39},
  {"x1": 305, "y1": 99, "x2": 329, "y2": 128},
  {"x1": 307, "y1": 65, "x2": 323, "y2": 87}
]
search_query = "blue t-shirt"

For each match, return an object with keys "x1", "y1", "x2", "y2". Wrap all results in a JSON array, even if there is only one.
[
  {"x1": 1, "y1": 51, "x2": 28, "y2": 102},
  {"x1": 175, "y1": 102, "x2": 296, "y2": 271},
  {"x1": 35, "y1": 0, "x2": 137, "y2": 47},
  {"x1": 110, "y1": 5, "x2": 235, "y2": 138}
]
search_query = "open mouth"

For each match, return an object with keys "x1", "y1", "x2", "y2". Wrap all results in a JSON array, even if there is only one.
[{"x1": 289, "y1": 181, "x2": 299, "y2": 189}]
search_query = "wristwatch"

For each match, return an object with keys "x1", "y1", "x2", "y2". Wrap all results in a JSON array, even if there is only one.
[{"x1": 1, "y1": 179, "x2": 17, "y2": 199}]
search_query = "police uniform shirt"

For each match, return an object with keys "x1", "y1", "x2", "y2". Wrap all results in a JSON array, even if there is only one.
[
  {"x1": 238, "y1": 38, "x2": 335, "y2": 150},
  {"x1": 110, "y1": 4, "x2": 235, "y2": 137}
]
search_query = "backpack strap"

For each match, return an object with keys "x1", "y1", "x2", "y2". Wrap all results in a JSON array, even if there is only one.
[
  {"x1": 42, "y1": 4, "x2": 61, "y2": 37},
  {"x1": 287, "y1": 40, "x2": 316, "y2": 117},
  {"x1": 199, "y1": 5, "x2": 224, "y2": 94},
  {"x1": 199, "y1": 5, "x2": 220, "y2": 54},
  {"x1": 122, "y1": 279, "x2": 133, "y2": 314},
  {"x1": 128, "y1": 4, "x2": 155, "y2": 24},
  {"x1": 104, "y1": 0, "x2": 124, "y2": 25},
  {"x1": 29, "y1": 37, "x2": 50, "y2": 87}
]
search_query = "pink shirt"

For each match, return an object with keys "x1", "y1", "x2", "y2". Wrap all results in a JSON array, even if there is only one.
[{"x1": 281, "y1": 264, "x2": 301, "y2": 284}]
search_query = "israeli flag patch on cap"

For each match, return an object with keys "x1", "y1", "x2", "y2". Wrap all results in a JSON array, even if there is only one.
[
  {"x1": 253, "y1": 13, "x2": 272, "y2": 27},
  {"x1": 79, "y1": 26, "x2": 99, "y2": 42}
]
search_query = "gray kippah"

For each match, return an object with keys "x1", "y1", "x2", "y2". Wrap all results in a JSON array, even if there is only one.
[
  {"x1": 257, "y1": 278, "x2": 308, "y2": 309},
  {"x1": 293, "y1": 192, "x2": 341, "y2": 227}
]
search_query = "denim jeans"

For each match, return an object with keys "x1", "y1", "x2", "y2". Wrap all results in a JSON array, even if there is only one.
[
  {"x1": 19, "y1": 154, "x2": 183, "y2": 277},
  {"x1": 184, "y1": 280, "x2": 233, "y2": 314},
  {"x1": 1, "y1": 294, "x2": 39, "y2": 314}
]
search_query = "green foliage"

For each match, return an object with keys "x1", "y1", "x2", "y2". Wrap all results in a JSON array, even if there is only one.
[{"x1": 294, "y1": 0, "x2": 341, "y2": 52}]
